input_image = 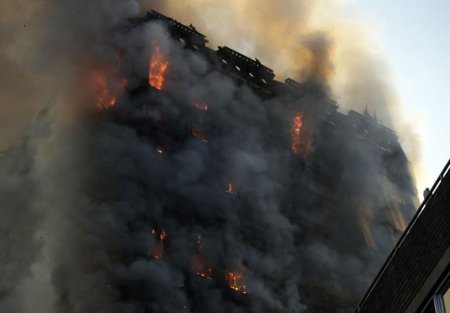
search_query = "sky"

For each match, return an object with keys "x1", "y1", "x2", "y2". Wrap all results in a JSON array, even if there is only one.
[{"x1": 348, "y1": 0, "x2": 450, "y2": 198}]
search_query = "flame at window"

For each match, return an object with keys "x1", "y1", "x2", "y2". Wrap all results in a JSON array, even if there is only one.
[
  {"x1": 291, "y1": 112, "x2": 304, "y2": 154},
  {"x1": 291, "y1": 112, "x2": 312, "y2": 156},
  {"x1": 149, "y1": 44, "x2": 169, "y2": 90},
  {"x1": 226, "y1": 270, "x2": 247, "y2": 294},
  {"x1": 91, "y1": 68, "x2": 127, "y2": 111}
]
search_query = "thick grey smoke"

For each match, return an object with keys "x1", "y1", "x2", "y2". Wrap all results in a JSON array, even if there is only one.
[
  {"x1": 150, "y1": 0, "x2": 422, "y2": 185},
  {"x1": 0, "y1": 1, "x2": 417, "y2": 313}
]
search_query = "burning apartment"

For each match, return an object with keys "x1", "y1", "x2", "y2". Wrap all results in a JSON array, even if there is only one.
[{"x1": 0, "y1": 8, "x2": 419, "y2": 313}]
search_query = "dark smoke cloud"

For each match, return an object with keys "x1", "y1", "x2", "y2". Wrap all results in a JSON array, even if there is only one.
[
  {"x1": 152, "y1": 0, "x2": 422, "y2": 179},
  {"x1": 0, "y1": 1, "x2": 417, "y2": 313}
]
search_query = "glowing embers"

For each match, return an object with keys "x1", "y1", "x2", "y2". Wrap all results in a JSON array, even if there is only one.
[
  {"x1": 191, "y1": 128, "x2": 208, "y2": 143},
  {"x1": 291, "y1": 112, "x2": 312, "y2": 156},
  {"x1": 226, "y1": 183, "x2": 236, "y2": 195},
  {"x1": 225, "y1": 269, "x2": 247, "y2": 294},
  {"x1": 194, "y1": 260, "x2": 213, "y2": 280},
  {"x1": 149, "y1": 43, "x2": 169, "y2": 90},
  {"x1": 149, "y1": 228, "x2": 167, "y2": 259},
  {"x1": 193, "y1": 234, "x2": 213, "y2": 280},
  {"x1": 291, "y1": 112, "x2": 304, "y2": 154},
  {"x1": 192, "y1": 101, "x2": 209, "y2": 111},
  {"x1": 192, "y1": 254, "x2": 213, "y2": 280},
  {"x1": 91, "y1": 67, "x2": 127, "y2": 111}
]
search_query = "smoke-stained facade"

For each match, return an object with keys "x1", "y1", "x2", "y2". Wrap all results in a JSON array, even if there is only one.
[{"x1": 0, "y1": 7, "x2": 417, "y2": 313}]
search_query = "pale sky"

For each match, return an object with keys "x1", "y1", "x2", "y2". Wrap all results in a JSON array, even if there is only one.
[{"x1": 349, "y1": 0, "x2": 450, "y2": 198}]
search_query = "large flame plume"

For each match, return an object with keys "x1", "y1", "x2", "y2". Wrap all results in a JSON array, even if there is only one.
[{"x1": 149, "y1": 43, "x2": 169, "y2": 90}]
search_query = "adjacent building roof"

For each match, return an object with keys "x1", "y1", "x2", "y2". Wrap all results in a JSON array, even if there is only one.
[{"x1": 355, "y1": 160, "x2": 450, "y2": 313}]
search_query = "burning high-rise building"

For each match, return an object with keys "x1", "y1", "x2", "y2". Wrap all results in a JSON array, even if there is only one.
[{"x1": 0, "y1": 8, "x2": 418, "y2": 313}]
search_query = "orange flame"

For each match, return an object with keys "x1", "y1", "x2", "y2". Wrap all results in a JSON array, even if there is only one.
[
  {"x1": 192, "y1": 101, "x2": 208, "y2": 111},
  {"x1": 291, "y1": 113, "x2": 304, "y2": 154},
  {"x1": 149, "y1": 44, "x2": 169, "y2": 90},
  {"x1": 291, "y1": 112, "x2": 312, "y2": 156},
  {"x1": 191, "y1": 128, "x2": 208, "y2": 143},
  {"x1": 91, "y1": 68, "x2": 127, "y2": 111},
  {"x1": 226, "y1": 271, "x2": 247, "y2": 294}
]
